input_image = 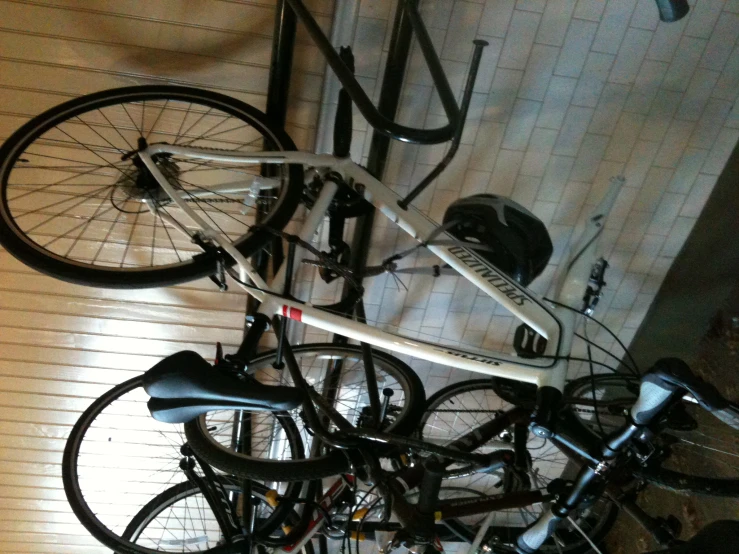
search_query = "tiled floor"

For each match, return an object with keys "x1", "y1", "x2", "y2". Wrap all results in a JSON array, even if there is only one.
[{"x1": 303, "y1": 0, "x2": 739, "y2": 397}]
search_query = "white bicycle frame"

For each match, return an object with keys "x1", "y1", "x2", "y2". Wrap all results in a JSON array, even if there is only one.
[{"x1": 139, "y1": 144, "x2": 623, "y2": 394}]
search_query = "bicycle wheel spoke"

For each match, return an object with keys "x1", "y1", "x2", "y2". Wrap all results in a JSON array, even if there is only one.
[
  {"x1": 179, "y1": 106, "x2": 215, "y2": 140},
  {"x1": 8, "y1": 158, "x2": 120, "y2": 206},
  {"x1": 179, "y1": 113, "x2": 233, "y2": 146},
  {"x1": 173, "y1": 101, "x2": 194, "y2": 144},
  {"x1": 674, "y1": 437, "x2": 739, "y2": 461},
  {"x1": 72, "y1": 114, "x2": 128, "y2": 155},
  {"x1": 175, "y1": 185, "x2": 233, "y2": 239},
  {"x1": 141, "y1": 99, "x2": 146, "y2": 135},
  {"x1": 177, "y1": 159, "x2": 262, "y2": 176},
  {"x1": 157, "y1": 204, "x2": 184, "y2": 263},
  {"x1": 181, "y1": 121, "x2": 265, "y2": 148},
  {"x1": 55, "y1": 124, "x2": 134, "y2": 178},
  {"x1": 150, "y1": 194, "x2": 158, "y2": 267},
  {"x1": 13, "y1": 183, "x2": 113, "y2": 222},
  {"x1": 145, "y1": 99, "x2": 169, "y2": 142},
  {"x1": 61, "y1": 184, "x2": 115, "y2": 257},
  {"x1": 41, "y1": 201, "x2": 119, "y2": 250},
  {"x1": 90, "y1": 205, "x2": 126, "y2": 264},
  {"x1": 97, "y1": 107, "x2": 136, "y2": 151},
  {"x1": 120, "y1": 207, "x2": 141, "y2": 268}
]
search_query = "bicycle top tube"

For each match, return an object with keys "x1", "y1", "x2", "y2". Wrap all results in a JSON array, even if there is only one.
[{"x1": 286, "y1": 0, "x2": 461, "y2": 145}]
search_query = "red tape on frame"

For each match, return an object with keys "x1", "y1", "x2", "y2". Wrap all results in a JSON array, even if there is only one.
[{"x1": 282, "y1": 305, "x2": 303, "y2": 322}]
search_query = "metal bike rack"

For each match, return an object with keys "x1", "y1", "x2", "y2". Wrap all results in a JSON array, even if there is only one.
[
  {"x1": 246, "y1": 0, "x2": 485, "y2": 327},
  {"x1": 244, "y1": 0, "x2": 478, "y2": 458},
  {"x1": 244, "y1": 0, "x2": 298, "y2": 320}
]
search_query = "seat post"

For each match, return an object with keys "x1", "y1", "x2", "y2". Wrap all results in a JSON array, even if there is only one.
[{"x1": 275, "y1": 240, "x2": 298, "y2": 369}]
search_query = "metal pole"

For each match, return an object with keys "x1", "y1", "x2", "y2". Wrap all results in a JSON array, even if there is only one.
[
  {"x1": 245, "y1": 0, "x2": 298, "y2": 325},
  {"x1": 331, "y1": 0, "x2": 414, "y2": 344}
]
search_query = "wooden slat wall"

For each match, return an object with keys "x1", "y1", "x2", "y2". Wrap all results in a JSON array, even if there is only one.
[{"x1": 0, "y1": 0, "x2": 332, "y2": 551}]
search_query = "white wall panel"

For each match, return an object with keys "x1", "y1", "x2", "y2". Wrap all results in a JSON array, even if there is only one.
[{"x1": 341, "y1": 0, "x2": 738, "y2": 394}]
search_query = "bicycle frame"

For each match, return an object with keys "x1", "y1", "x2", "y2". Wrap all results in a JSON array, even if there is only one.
[
  {"x1": 139, "y1": 144, "x2": 623, "y2": 393},
  {"x1": 196, "y1": 359, "x2": 737, "y2": 554}
]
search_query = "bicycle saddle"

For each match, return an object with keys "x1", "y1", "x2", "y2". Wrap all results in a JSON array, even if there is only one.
[{"x1": 143, "y1": 350, "x2": 304, "y2": 424}]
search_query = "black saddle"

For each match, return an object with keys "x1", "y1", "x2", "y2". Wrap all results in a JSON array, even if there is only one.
[{"x1": 143, "y1": 350, "x2": 304, "y2": 424}]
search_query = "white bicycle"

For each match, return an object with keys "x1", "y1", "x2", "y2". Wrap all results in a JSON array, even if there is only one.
[
  {"x1": 2, "y1": 87, "x2": 738, "y2": 554},
  {"x1": 0, "y1": 85, "x2": 616, "y2": 393}
]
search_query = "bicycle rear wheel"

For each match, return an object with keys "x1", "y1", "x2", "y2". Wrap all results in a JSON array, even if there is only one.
[
  {"x1": 62, "y1": 375, "x2": 304, "y2": 554},
  {"x1": 0, "y1": 86, "x2": 303, "y2": 288},
  {"x1": 419, "y1": 379, "x2": 618, "y2": 554},
  {"x1": 565, "y1": 374, "x2": 739, "y2": 496},
  {"x1": 185, "y1": 343, "x2": 426, "y2": 481}
]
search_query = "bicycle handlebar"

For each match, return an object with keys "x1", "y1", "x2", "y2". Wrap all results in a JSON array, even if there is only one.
[
  {"x1": 631, "y1": 358, "x2": 739, "y2": 429},
  {"x1": 517, "y1": 357, "x2": 736, "y2": 553}
]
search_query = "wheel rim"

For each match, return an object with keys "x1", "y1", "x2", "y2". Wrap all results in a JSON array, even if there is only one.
[
  {"x1": 247, "y1": 346, "x2": 417, "y2": 445},
  {"x1": 124, "y1": 482, "x2": 240, "y2": 551},
  {"x1": 124, "y1": 481, "x2": 290, "y2": 550},
  {"x1": 194, "y1": 409, "x2": 303, "y2": 465},
  {"x1": 1, "y1": 89, "x2": 292, "y2": 273},
  {"x1": 64, "y1": 377, "x2": 299, "y2": 553},
  {"x1": 420, "y1": 383, "x2": 615, "y2": 552}
]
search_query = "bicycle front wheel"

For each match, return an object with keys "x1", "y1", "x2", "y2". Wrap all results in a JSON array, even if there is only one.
[
  {"x1": 419, "y1": 379, "x2": 618, "y2": 554},
  {"x1": 0, "y1": 86, "x2": 303, "y2": 288},
  {"x1": 185, "y1": 343, "x2": 426, "y2": 481},
  {"x1": 565, "y1": 374, "x2": 739, "y2": 496},
  {"x1": 62, "y1": 375, "x2": 304, "y2": 554}
]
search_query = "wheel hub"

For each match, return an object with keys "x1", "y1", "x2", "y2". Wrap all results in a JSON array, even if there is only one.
[{"x1": 114, "y1": 138, "x2": 179, "y2": 211}]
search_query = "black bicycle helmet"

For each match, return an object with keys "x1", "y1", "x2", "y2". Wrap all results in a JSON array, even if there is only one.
[{"x1": 442, "y1": 194, "x2": 553, "y2": 286}]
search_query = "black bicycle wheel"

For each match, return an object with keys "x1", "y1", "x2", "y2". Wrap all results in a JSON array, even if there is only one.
[
  {"x1": 123, "y1": 479, "x2": 315, "y2": 554},
  {"x1": 565, "y1": 374, "x2": 739, "y2": 496},
  {"x1": 62, "y1": 375, "x2": 304, "y2": 554},
  {"x1": 185, "y1": 343, "x2": 426, "y2": 481},
  {"x1": 419, "y1": 379, "x2": 618, "y2": 554},
  {"x1": 0, "y1": 85, "x2": 303, "y2": 288}
]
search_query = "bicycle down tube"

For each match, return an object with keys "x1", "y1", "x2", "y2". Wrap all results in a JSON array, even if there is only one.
[{"x1": 139, "y1": 145, "x2": 624, "y2": 392}]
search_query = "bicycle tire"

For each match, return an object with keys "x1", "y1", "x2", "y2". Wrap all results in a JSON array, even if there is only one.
[
  {"x1": 62, "y1": 375, "x2": 303, "y2": 554},
  {"x1": 123, "y1": 479, "x2": 315, "y2": 554},
  {"x1": 565, "y1": 374, "x2": 739, "y2": 497},
  {"x1": 0, "y1": 85, "x2": 303, "y2": 288},
  {"x1": 419, "y1": 379, "x2": 618, "y2": 554},
  {"x1": 185, "y1": 343, "x2": 426, "y2": 481}
]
